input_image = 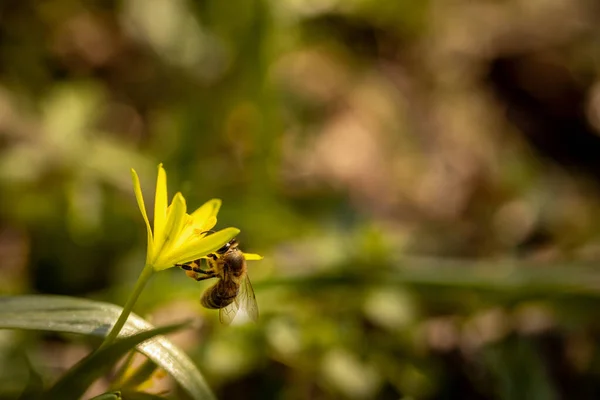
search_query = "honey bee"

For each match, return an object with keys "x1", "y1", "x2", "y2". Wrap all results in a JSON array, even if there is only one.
[{"x1": 178, "y1": 238, "x2": 258, "y2": 325}]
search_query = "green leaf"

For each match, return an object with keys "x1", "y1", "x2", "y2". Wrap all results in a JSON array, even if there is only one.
[
  {"x1": 118, "y1": 359, "x2": 159, "y2": 390},
  {"x1": 121, "y1": 390, "x2": 171, "y2": 400},
  {"x1": 89, "y1": 390, "x2": 170, "y2": 400},
  {"x1": 17, "y1": 354, "x2": 44, "y2": 400},
  {"x1": 89, "y1": 391, "x2": 122, "y2": 400},
  {"x1": 111, "y1": 350, "x2": 138, "y2": 390},
  {"x1": 0, "y1": 295, "x2": 215, "y2": 400},
  {"x1": 45, "y1": 322, "x2": 187, "y2": 399}
]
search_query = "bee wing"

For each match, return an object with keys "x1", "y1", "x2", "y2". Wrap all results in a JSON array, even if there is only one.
[
  {"x1": 218, "y1": 297, "x2": 239, "y2": 326},
  {"x1": 240, "y1": 275, "x2": 259, "y2": 322},
  {"x1": 218, "y1": 275, "x2": 259, "y2": 325}
]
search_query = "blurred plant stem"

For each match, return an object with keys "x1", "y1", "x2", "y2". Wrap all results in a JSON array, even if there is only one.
[{"x1": 99, "y1": 264, "x2": 154, "y2": 349}]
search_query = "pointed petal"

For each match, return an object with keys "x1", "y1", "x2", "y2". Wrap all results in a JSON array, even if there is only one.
[
  {"x1": 243, "y1": 253, "x2": 263, "y2": 261},
  {"x1": 166, "y1": 227, "x2": 240, "y2": 266},
  {"x1": 167, "y1": 193, "x2": 188, "y2": 239},
  {"x1": 174, "y1": 199, "x2": 221, "y2": 247},
  {"x1": 131, "y1": 169, "x2": 154, "y2": 263},
  {"x1": 153, "y1": 192, "x2": 187, "y2": 267},
  {"x1": 200, "y1": 216, "x2": 217, "y2": 233},
  {"x1": 190, "y1": 199, "x2": 221, "y2": 228},
  {"x1": 153, "y1": 164, "x2": 168, "y2": 253}
]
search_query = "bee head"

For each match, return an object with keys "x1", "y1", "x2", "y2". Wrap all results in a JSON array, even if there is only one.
[{"x1": 216, "y1": 238, "x2": 238, "y2": 254}]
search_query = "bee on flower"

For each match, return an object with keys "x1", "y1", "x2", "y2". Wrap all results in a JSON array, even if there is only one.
[
  {"x1": 131, "y1": 164, "x2": 240, "y2": 271},
  {"x1": 131, "y1": 164, "x2": 262, "y2": 325}
]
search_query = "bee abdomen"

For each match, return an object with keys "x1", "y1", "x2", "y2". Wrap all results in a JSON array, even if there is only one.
[{"x1": 201, "y1": 281, "x2": 239, "y2": 309}]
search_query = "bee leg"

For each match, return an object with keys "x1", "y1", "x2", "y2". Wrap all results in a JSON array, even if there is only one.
[
  {"x1": 180, "y1": 268, "x2": 217, "y2": 281},
  {"x1": 206, "y1": 255, "x2": 223, "y2": 272},
  {"x1": 192, "y1": 274, "x2": 216, "y2": 282},
  {"x1": 178, "y1": 264, "x2": 212, "y2": 275}
]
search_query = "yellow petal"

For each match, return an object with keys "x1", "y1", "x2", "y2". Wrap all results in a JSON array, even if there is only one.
[
  {"x1": 174, "y1": 199, "x2": 221, "y2": 247},
  {"x1": 190, "y1": 199, "x2": 221, "y2": 228},
  {"x1": 153, "y1": 164, "x2": 168, "y2": 253},
  {"x1": 167, "y1": 227, "x2": 240, "y2": 266},
  {"x1": 243, "y1": 253, "x2": 263, "y2": 261},
  {"x1": 166, "y1": 193, "x2": 188, "y2": 240},
  {"x1": 200, "y1": 216, "x2": 217, "y2": 233},
  {"x1": 153, "y1": 192, "x2": 187, "y2": 267},
  {"x1": 131, "y1": 168, "x2": 154, "y2": 263}
]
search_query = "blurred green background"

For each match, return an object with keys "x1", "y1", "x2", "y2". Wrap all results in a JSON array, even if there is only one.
[{"x1": 3, "y1": 0, "x2": 600, "y2": 398}]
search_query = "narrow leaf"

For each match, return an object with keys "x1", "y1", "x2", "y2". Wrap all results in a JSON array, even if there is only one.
[
  {"x1": 121, "y1": 390, "x2": 171, "y2": 400},
  {"x1": 89, "y1": 391, "x2": 122, "y2": 400},
  {"x1": 0, "y1": 295, "x2": 215, "y2": 400},
  {"x1": 44, "y1": 322, "x2": 187, "y2": 399},
  {"x1": 119, "y1": 359, "x2": 159, "y2": 390},
  {"x1": 111, "y1": 350, "x2": 137, "y2": 390},
  {"x1": 17, "y1": 355, "x2": 44, "y2": 400}
]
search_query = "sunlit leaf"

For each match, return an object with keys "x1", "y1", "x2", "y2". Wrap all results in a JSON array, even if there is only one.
[
  {"x1": 45, "y1": 322, "x2": 186, "y2": 399},
  {"x1": 0, "y1": 295, "x2": 215, "y2": 400}
]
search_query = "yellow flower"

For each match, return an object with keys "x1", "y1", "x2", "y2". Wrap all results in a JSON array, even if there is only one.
[{"x1": 131, "y1": 164, "x2": 240, "y2": 271}]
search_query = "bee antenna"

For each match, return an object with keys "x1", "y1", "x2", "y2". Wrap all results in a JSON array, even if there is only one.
[{"x1": 200, "y1": 230, "x2": 216, "y2": 235}]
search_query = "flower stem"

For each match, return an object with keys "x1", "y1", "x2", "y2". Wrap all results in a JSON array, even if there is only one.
[{"x1": 99, "y1": 263, "x2": 154, "y2": 349}]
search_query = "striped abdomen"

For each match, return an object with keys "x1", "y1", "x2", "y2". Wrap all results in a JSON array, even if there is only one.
[
  {"x1": 200, "y1": 247, "x2": 247, "y2": 309},
  {"x1": 201, "y1": 279, "x2": 239, "y2": 309}
]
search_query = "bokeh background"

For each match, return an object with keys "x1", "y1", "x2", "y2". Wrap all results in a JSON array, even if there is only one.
[{"x1": 2, "y1": 0, "x2": 600, "y2": 398}]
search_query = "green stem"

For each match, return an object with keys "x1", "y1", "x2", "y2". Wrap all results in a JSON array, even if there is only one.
[{"x1": 99, "y1": 263, "x2": 154, "y2": 349}]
